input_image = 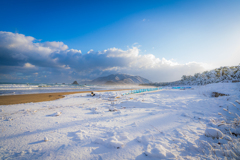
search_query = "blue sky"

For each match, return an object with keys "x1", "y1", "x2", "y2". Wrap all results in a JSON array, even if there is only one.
[{"x1": 0, "y1": 0, "x2": 240, "y2": 83}]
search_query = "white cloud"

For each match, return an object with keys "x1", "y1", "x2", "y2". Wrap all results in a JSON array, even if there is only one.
[
  {"x1": 52, "y1": 46, "x2": 205, "y2": 81},
  {"x1": 24, "y1": 63, "x2": 35, "y2": 68},
  {"x1": 0, "y1": 31, "x2": 206, "y2": 82},
  {"x1": 0, "y1": 31, "x2": 81, "y2": 68},
  {"x1": 105, "y1": 47, "x2": 139, "y2": 58},
  {"x1": 87, "y1": 49, "x2": 94, "y2": 54},
  {"x1": 43, "y1": 41, "x2": 68, "y2": 51}
]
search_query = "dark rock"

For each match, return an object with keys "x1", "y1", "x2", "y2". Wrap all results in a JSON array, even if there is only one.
[
  {"x1": 212, "y1": 92, "x2": 229, "y2": 97},
  {"x1": 109, "y1": 109, "x2": 118, "y2": 112},
  {"x1": 72, "y1": 81, "x2": 79, "y2": 85}
]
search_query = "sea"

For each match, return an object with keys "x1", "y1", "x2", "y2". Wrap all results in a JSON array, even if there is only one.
[{"x1": 0, "y1": 83, "x2": 108, "y2": 95}]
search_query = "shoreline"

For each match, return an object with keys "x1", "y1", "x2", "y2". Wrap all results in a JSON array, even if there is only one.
[{"x1": 0, "y1": 89, "x2": 133, "y2": 105}]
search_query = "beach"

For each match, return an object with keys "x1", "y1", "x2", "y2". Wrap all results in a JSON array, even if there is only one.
[
  {"x1": 0, "y1": 89, "x2": 134, "y2": 105},
  {"x1": 0, "y1": 83, "x2": 240, "y2": 159},
  {"x1": 1, "y1": 1, "x2": 240, "y2": 159}
]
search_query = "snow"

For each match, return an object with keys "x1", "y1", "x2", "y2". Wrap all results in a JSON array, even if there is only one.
[
  {"x1": 0, "y1": 82, "x2": 240, "y2": 159},
  {"x1": 48, "y1": 112, "x2": 62, "y2": 117},
  {"x1": 44, "y1": 137, "x2": 49, "y2": 142},
  {"x1": 205, "y1": 128, "x2": 224, "y2": 139}
]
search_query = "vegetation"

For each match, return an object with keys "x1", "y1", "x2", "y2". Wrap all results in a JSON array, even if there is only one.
[{"x1": 142, "y1": 65, "x2": 240, "y2": 86}]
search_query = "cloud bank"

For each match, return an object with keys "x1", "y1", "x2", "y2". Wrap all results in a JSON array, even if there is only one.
[{"x1": 0, "y1": 31, "x2": 205, "y2": 82}]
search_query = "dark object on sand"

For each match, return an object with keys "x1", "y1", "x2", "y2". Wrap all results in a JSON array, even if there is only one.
[
  {"x1": 212, "y1": 92, "x2": 229, "y2": 97},
  {"x1": 72, "y1": 81, "x2": 79, "y2": 85},
  {"x1": 91, "y1": 92, "x2": 95, "y2": 96},
  {"x1": 109, "y1": 108, "x2": 118, "y2": 112}
]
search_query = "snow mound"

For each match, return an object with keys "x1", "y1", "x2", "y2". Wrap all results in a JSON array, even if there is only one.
[
  {"x1": 136, "y1": 135, "x2": 155, "y2": 145},
  {"x1": 50, "y1": 112, "x2": 61, "y2": 116},
  {"x1": 116, "y1": 132, "x2": 129, "y2": 141},
  {"x1": 44, "y1": 137, "x2": 49, "y2": 142},
  {"x1": 205, "y1": 128, "x2": 224, "y2": 138},
  {"x1": 94, "y1": 137, "x2": 124, "y2": 149},
  {"x1": 108, "y1": 139, "x2": 124, "y2": 149},
  {"x1": 144, "y1": 144, "x2": 175, "y2": 159},
  {"x1": 94, "y1": 131, "x2": 129, "y2": 149}
]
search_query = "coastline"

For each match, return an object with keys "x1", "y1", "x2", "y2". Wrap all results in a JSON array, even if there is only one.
[{"x1": 0, "y1": 89, "x2": 133, "y2": 105}]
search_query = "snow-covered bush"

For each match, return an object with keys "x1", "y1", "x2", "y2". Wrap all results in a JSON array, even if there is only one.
[
  {"x1": 205, "y1": 128, "x2": 224, "y2": 139},
  {"x1": 144, "y1": 65, "x2": 240, "y2": 86},
  {"x1": 209, "y1": 100, "x2": 240, "y2": 158},
  {"x1": 180, "y1": 65, "x2": 240, "y2": 85}
]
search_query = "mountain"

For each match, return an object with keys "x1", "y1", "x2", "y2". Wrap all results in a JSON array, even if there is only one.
[{"x1": 90, "y1": 74, "x2": 151, "y2": 85}]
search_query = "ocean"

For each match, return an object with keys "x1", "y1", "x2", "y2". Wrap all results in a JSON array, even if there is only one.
[
  {"x1": 0, "y1": 83, "x2": 139, "y2": 95},
  {"x1": 0, "y1": 83, "x2": 103, "y2": 95}
]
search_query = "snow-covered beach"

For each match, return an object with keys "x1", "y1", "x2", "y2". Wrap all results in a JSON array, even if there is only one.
[
  {"x1": 0, "y1": 83, "x2": 240, "y2": 159},
  {"x1": 1, "y1": 0, "x2": 240, "y2": 159}
]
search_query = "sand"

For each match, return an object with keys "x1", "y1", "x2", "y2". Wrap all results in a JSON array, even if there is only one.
[{"x1": 0, "y1": 89, "x2": 133, "y2": 105}]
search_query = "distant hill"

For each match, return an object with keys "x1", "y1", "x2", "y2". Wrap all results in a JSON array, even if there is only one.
[{"x1": 90, "y1": 73, "x2": 151, "y2": 85}]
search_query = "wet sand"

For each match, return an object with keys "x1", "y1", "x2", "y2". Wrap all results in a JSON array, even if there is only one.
[{"x1": 0, "y1": 89, "x2": 133, "y2": 105}]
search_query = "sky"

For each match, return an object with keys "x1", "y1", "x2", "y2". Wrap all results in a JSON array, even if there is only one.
[{"x1": 0, "y1": 0, "x2": 240, "y2": 83}]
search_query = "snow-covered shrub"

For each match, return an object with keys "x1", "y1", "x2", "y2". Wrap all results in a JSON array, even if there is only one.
[
  {"x1": 211, "y1": 100, "x2": 240, "y2": 158},
  {"x1": 205, "y1": 128, "x2": 224, "y2": 139},
  {"x1": 180, "y1": 65, "x2": 240, "y2": 86},
  {"x1": 145, "y1": 65, "x2": 240, "y2": 86}
]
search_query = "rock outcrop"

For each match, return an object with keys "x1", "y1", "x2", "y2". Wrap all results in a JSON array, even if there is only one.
[{"x1": 72, "y1": 81, "x2": 79, "y2": 85}]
